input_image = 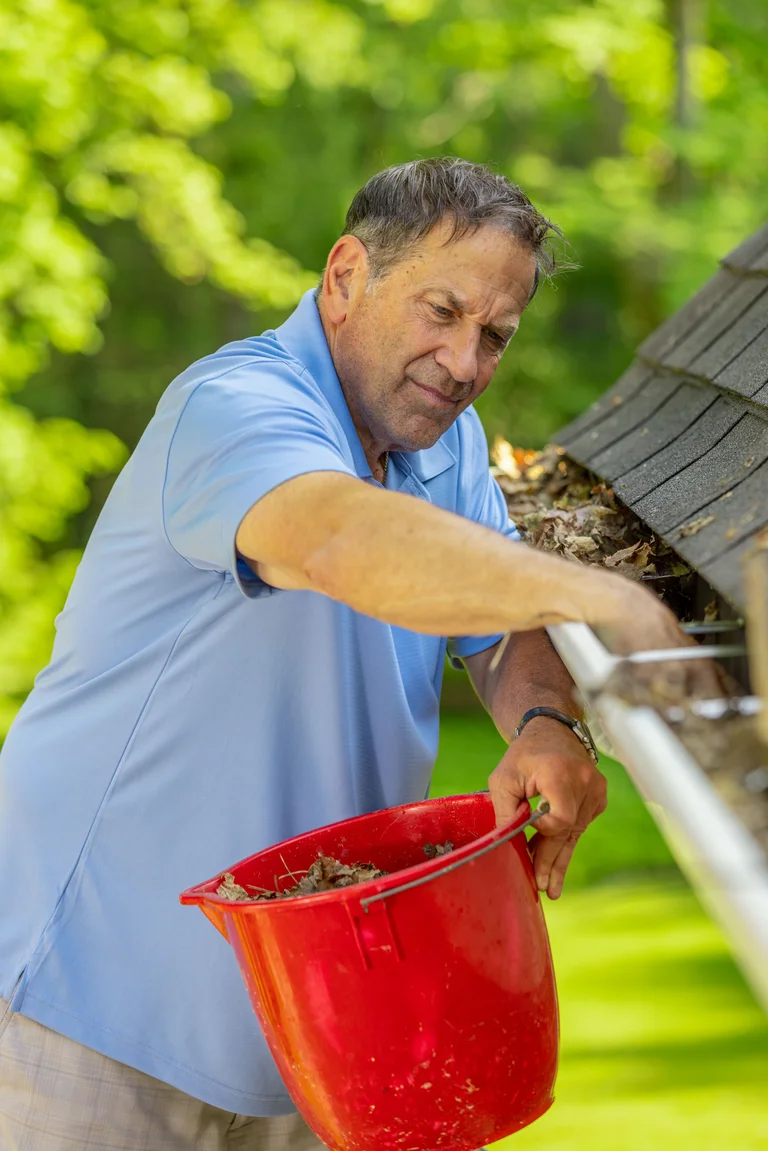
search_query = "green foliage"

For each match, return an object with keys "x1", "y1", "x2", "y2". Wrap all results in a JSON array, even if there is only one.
[
  {"x1": 0, "y1": 405, "x2": 125, "y2": 730},
  {"x1": 1, "y1": 0, "x2": 767, "y2": 728},
  {"x1": 0, "y1": 0, "x2": 357, "y2": 730}
]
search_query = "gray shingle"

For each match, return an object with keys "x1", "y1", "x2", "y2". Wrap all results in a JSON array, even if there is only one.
[
  {"x1": 588, "y1": 382, "x2": 714, "y2": 480},
  {"x1": 556, "y1": 224, "x2": 768, "y2": 613},
  {"x1": 688, "y1": 299, "x2": 768, "y2": 383},
  {"x1": 637, "y1": 269, "x2": 735, "y2": 364},
  {"x1": 662, "y1": 278, "x2": 768, "y2": 374},
  {"x1": 714, "y1": 327, "x2": 768, "y2": 399},
  {"x1": 560, "y1": 373, "x2": 686, "y2": 466},
  {"x1": 721, "y1": 224, "x2": 768, "y2": 274},
  {"x1": 665, "y1": 459, "x2": 768, "y2": 568},
  {"x1": 555, "y1": 361, "x2": 654, "y2": 444},
  {"x1": 632, "y1": 414, "x2": 768, "y2": 534},
  {"x1": 700, "y1": 534, "x2": 759, "y2": 612},
  {"x1": 612, "y1": 396, "x2": 744, "y2": 504}
]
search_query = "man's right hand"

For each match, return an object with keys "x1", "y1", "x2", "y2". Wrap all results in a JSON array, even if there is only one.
[{"x1": 590, "y1": 576, "x2": 724, "y2": 699}]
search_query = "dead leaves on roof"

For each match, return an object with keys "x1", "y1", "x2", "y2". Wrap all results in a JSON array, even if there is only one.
[
  {"x1": 491, "y1": 437, "x2": 690, "y2": 582},
  {"x1": 679, "y1": 514, "x2": 716, "y2": 538}
]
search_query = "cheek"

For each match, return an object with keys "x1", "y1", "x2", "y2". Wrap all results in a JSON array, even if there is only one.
[
  {"x1": 469, "y1": 360, "x2": 499, "y2": 400},
  {"x1": 402, "y1": 316, "x2": 444, "y2": 359},
  {"x1": 350, "y1": 328, "x2": 395, "y2": 385}
]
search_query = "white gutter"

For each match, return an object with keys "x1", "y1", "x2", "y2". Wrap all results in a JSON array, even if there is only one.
[{"x1": 548, "y1": 622, "x2": 768, "y2": 1014}]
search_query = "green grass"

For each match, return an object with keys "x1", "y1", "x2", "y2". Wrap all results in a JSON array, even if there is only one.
[
  {"x1": 499, "y1": 883, "x2": 768, "y2": 1151},
  {"x1": 431, "y1": 710, "x2": 768, "y2": 1151}
]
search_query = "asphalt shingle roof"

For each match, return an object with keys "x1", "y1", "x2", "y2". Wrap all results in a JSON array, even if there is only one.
[{"x1": 557, "y1": 223, "x2": 768, "y2": 610}]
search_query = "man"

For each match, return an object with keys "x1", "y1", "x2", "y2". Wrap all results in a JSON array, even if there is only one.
[{"x1": 0, "y1": 158, "x2": 684, "y2": 1149}]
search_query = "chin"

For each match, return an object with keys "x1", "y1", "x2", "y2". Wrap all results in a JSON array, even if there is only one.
[{"x1": 391, "y1": 424, "x2": 448, "y2": 453}]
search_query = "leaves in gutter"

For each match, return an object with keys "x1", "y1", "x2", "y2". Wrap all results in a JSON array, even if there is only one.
[{"x1": 491, "y1": 439, "x2": 690, "y2": 582}]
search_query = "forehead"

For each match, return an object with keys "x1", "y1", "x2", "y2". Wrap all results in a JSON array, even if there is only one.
[{"x1": 392, "y1": 220, "x2": 536, "y2": 315}]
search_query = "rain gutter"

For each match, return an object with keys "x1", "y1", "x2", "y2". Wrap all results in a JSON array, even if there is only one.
[{"x1": 547, "y1": 621, "x2": 768, "y2": 1013}]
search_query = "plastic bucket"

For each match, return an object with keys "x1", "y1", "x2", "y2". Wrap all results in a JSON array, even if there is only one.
[{"x1": 180, "y1": 793, "x2": 558, "y2": 1151}]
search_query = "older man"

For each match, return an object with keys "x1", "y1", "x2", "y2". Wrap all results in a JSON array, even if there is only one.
[{"x1": 0, "y1": 158, "x2": 683, "y2": 1149}]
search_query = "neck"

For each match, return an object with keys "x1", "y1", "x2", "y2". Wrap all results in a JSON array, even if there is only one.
[
  {"x1": 319, "y1": 298, "x2": 390, "y2": 480},
  {"x1": 348, "y1": 418, "x2": 389, "y2": 479}
]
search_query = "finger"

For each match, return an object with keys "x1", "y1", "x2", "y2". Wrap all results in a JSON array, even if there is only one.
[
  {"x1": 528, "y1": 829, "x2": 569, "y2": 894},
  {"x1": 488, "y1": 765, "x2": 528, "y2": 828},
  {"x1": 546, "y1": 832, "x2": 583, "y2": 900},
  {"x1": 530, "y1": 765, "x2": 586, "y2": 838},
  {"x1": 531, "y1": 780, "x2": 606, "y2": 896},
  {"x1": 686, "y1": 657, "x2": 729, "y2": 699},
  {"x1": 545, "y1": 787, "x2": 606, "y2": 898}
]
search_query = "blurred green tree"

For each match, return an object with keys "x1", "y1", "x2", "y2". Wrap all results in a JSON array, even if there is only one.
[
  {"x1": 0, "y1": 0, "x2": 361, "y2": 729},
  {"x1": 1, "y1": 0, "x2": 767, "y2": 730}
]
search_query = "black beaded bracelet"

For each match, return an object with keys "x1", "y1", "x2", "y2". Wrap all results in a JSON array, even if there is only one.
[{"x1": 514, "y1": 706, "x2": 599, "y2": 765}]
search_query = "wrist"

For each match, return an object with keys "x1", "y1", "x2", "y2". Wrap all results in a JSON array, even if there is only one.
[{"x1": 515, "y1": 706, "x2": 598, "y2": 764}]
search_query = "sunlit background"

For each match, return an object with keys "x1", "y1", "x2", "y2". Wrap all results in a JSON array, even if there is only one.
[{"x1": 1, "y1": 0, "x2": 767, "y2": 1145}]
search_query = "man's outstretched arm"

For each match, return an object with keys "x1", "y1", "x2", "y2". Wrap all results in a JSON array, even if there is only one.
[
  {"x1": 236, "y1": 469, "x2": 686, "y2": 893},
  {"x1": 464, "y1": 630, "x2": 606, "y2": 900},
  {"x1": 236, "y1": 470, "x2": 681, "y2": 644}
]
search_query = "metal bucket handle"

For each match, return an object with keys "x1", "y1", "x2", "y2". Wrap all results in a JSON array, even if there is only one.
[{"x1": 359, "y1": 800, "x2": 550, "y2": 913}]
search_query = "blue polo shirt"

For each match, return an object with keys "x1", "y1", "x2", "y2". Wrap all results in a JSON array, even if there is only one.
[{"x1": 0, "y1": 291, "x2": 519, "y2": 1114}]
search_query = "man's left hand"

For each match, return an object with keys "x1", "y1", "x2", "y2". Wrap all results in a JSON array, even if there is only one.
[{"x1": 488, "y1": 719, "x2": 607, "y2": 900}]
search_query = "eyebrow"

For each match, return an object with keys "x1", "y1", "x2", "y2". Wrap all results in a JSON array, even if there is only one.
[{"x1": 434, "y1": 289, "x2": 518, "y2": 340}]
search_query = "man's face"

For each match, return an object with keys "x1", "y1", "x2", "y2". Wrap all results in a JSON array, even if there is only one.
[{"x1": 328, "y1": 220, "x2": 536, "y2": 453}]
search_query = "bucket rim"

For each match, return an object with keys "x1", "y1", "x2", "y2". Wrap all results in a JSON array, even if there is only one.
[{"x1": 179, "y1": 792, "x2": 533, "y2": 913}]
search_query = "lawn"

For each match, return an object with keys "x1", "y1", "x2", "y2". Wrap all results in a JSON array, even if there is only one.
[{"x1": 431, "y1": 711, "x2": 768, "y2": 1151}]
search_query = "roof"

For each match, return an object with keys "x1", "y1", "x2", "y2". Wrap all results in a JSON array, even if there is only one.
[{"x1": 556, "y1": 224, "x2": 768, "y2": 610}]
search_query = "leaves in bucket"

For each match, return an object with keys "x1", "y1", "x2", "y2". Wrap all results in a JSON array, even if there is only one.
[
  {"x1": 422, "y1": 841, "x2": 455, "y2": 858},
  {"x1": 216, "y1": 856, "x2": 388, "y2": 902},
  {"x1": 217, "y1": 873, "x2": 253, "y2": 900}
]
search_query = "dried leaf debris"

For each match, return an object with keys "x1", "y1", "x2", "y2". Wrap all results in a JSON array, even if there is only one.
[
  {"x1": 422, "y1": 841, "x2": 455, "y2": 858},
  {"x1": 491, "y1": 439, "x2": 690, "y2": 583},
  {"x1": 671, "y1": 710, "x2": 768, "y2": 853},
  {"x1": 491, "y1": 439, "x2": 768, "y2": 859},
  {"x1": 606, "y1": 663, "x2": 768, "y2": 855},
  {"x1": 218, "y1": 842, "x2": 459, "y2": 904},
  {"x1": 216, "y1": 856, "x2": 388, "y2": 903},
  {"x1": 679, "y1": 514, "x2": 716, "y2": 538}
]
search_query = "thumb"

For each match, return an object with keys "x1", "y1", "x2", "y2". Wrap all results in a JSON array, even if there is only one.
[{"x1": 488, "y1": 763, "x2": 530, "y2": 827}]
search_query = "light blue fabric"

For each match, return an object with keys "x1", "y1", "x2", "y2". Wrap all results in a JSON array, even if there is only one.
[{"x1": 0, "y1": 291, "x2": 519, "y2": 1114}]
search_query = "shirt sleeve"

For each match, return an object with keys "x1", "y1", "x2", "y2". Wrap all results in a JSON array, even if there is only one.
[
  {"x1": 162, "y1": 359, "x2": 356, "y2": 598},
  {"x1": 447, "y1": 408, "x2": 521, "y2": 667}
]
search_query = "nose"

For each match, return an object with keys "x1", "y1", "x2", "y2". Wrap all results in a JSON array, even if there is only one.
[{"x1": 434, "y1": 326, "x2": 480, "y2": 386}]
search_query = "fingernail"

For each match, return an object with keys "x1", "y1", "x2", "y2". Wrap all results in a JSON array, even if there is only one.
[{"x1": 536, "y1": 872, "x2": 548, "y2": 892}]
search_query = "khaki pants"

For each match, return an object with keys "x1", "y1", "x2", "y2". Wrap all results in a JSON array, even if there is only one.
[{"x1": 0, "y1": 999, "x2": 325, "y2": 1151}]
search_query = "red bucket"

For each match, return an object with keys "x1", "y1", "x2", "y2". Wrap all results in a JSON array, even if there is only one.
[{"x1": 180, "y1": 793, "x2": 558, "y2": 1151}]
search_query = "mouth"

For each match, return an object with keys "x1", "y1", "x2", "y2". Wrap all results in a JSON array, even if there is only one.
[{"x1": 406, "y1": 377, "x2": 460, "y2": 410}]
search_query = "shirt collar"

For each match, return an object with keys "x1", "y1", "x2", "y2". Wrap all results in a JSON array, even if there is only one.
[
  {"x1": 397, "y1": 439, "x2": 456, "y2": 483},
  {"x1": 276, "y1": 290, "x2": 456, "y2": 484}
]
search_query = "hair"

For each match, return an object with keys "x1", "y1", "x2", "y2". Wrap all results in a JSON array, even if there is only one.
[{"x1": 336, "y1": 157, "x2": 564, "y2": 298}]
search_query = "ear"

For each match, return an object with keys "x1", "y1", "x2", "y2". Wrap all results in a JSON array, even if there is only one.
[{"x1": 321, "y1": 236, "x2": 370, "y2": 324}]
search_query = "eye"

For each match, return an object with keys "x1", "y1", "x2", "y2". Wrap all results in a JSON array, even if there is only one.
[
  {"x1": 484, "y1": 329, "x2": 506, "y2": 347},
  {"x1": 431, "y1": 304, "x2": 453, "y2": 319}
]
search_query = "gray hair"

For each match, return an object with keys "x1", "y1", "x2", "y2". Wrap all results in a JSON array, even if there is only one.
[{"x1": 339, "y1": 157, "x2": 563, "y2": 297}]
